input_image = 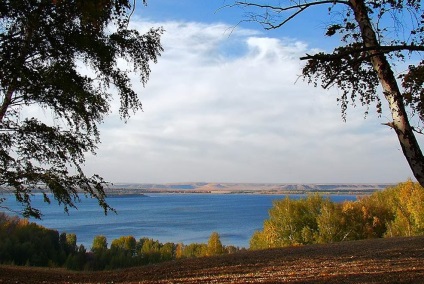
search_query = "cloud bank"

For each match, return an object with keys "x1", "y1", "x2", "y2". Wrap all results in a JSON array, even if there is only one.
[{"x1": 84, "y1": 21, "x2": 414, "y2": 183}]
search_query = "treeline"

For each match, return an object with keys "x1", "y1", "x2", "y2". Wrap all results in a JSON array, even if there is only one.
[
  {"x1": 80, "y1": 232, "x2": 241, "y2": 271},
  {"x1": 0, "y1": 213, "x2": 241, "y2": 270},
  {"x1": 250, "y1": 180, "x2": 424, "y2": 249},
  {"x1": 0, "y1": 214, "x2": 77, "y2": 267}
]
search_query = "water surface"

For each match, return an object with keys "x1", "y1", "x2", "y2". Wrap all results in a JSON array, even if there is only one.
[{"x1": 1, "y1": 193, "x2": 356, "y2": 249}]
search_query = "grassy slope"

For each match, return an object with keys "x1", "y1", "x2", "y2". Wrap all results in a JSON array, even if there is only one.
[{"x1": 1, "y1": 236, "x2": 424, "y2": 283}]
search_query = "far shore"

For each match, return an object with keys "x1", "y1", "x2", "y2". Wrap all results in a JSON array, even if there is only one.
[
  {"x1": 104, "y1": 182, "x2": 394, "y2": 196},
  {"x1": 0, "y1": 182, "x2": 395, "y2": 197}
]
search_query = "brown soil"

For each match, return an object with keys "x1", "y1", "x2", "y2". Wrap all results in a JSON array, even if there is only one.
[{"x1": 1, "y1": 236, "x2": 424, "y2": 283}]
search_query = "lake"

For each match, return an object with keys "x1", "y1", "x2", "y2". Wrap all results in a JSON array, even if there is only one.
[{"x1": 1, "y1": 193, "x2": 357, "y2": 249}]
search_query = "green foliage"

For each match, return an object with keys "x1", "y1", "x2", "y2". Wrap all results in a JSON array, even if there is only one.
[
  {"x1": 250, "y1": 180, "x2": 424, "y2": 250},
  {"x1": 0, "y1": 0, "x2": 163, "y2": 218},
  {"x1": 179, "y1": 243, "x2": 208, "y2": 258},
  {"x1": 250, "y1": 194, "x2": 326, "y2": 249},
  {"x1": 138, "y1": 237, "x2": 162, "y2": 263},
  {"x1": 65, "y1": 244, "x2": 87, "y2": 271},
  {"x1": 0, "y1": 212, "x2": 68, "y2": 267},
  {"x1": 315, "y1": 200, "x2": 345, "y2": 244},
  {"x1": 0, "y1": 229, "x2": 239, "y2": 271}
]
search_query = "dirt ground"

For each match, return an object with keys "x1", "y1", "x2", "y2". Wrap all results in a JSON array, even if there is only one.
[{"x1": 1, "y1": 236, "x2": 424, "y2": 283}]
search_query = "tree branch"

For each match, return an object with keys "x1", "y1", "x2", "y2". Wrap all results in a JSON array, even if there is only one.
[
  {"x1": 300, "y1": 44, "x2": 424, "y2": 61},
  {"x1": 234, "y1": 0, "x2": 350, "y2": 12},
  {"x1": 263, "y1": 6, "x2": 308, "y2": 30},
  {"x1": 0, "y1": 86, "x2": 15, "y2": 123},
  {"x1": 234, "y1": 0, "x2": 351, "y2": 30}
]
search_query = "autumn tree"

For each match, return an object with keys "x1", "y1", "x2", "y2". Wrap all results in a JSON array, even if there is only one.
[
  {"x1": 91, "y1": 235, "x2": 108, "y2": 252},
  {"x1": 384, "y1": 180, "x2": 424, "y2": 236},
  {"x1": 250, "y1": 181, "x2": 424, "y2": 249},
  {"x1": 111, "y1": 235, "x2": 136, "y2": 253},
  {"x1": 206, "y1": 232, "x2": 224, "y2": 256},
  {"x1": 232, "y1": 0, "x2": 424, "y2": 186},
  {"x1": 250, "y1": 195, "x2": 325, "y2": 249},
  {"x1": 0, "y1": 0, "x2": 163, "y2": 218}
]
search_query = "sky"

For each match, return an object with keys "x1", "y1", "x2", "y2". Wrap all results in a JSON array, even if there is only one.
[{"x1": 81, "y1": 0, "x2": 421, "y2": 184}]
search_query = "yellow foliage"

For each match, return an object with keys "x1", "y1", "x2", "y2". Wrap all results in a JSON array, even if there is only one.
[{"x1": 250, "y1": 180, "x2": 424, "y2": 249}]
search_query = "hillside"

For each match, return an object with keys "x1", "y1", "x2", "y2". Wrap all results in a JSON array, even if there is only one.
[{"x1": 1, "y1": 236, "x2": 423, "y2": 283}]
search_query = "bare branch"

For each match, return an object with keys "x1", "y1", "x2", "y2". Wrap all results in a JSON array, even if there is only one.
[
  {"x1": 382, "y1": 122, "x2": 395, "y2": 129},
  {"x1": 234, "y1": 0, "x2": 351, "y2": 30},
  {"x1": 264, "y1": 6, "x2": 308, "y2": 30},
  {"x1": 234, "y1": 1, "x2": 350, "y2": 12},
  {"x1": 412, "y1": 126, "x2": 424, "y2": 135}
]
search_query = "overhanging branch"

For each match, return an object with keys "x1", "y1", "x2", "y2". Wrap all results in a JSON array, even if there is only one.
[{"x1": 300, "y1": 44, "x2": 424, "y2": 61}]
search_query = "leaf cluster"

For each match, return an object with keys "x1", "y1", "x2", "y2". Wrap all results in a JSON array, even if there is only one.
[
  {"x1": 305, "y1": 0, "x2": 424, "y2": 120},
  {"x1": 302, "y1": 44, "x2": 382, "y2": 120}
]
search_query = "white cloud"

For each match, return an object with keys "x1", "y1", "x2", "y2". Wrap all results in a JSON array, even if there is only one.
[{"x1": 84, "y1": 20, "x2": 416, "y2": 183}]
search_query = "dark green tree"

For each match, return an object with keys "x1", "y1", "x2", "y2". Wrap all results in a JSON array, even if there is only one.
[
  {"x1": 0, "y1": 0, "x2": 163, "y2": 218},
  {"x1": 232, "y1": 0, "x2": 424, "y2": 186}
]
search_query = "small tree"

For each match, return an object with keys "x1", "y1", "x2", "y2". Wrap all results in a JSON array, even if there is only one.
[
  {"x1": 91, "y1": 235, "x2": 107, "y2": 252},
  {"x1": 0, "y1": 0, "x2": 163, "y2": 218},
  {"x1": 232, "y1": 0, "x2": 424, "y2": 186},
  {"x1": 207, "y1": 232, "x2": 224, "y2": 256}
]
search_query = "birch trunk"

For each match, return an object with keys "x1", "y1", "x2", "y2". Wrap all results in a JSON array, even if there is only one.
[{"x1": 349, "y1": 0, "x2": 424, "y2": 186}]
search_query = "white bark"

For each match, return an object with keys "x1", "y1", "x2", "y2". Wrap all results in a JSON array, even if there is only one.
[{"x1": 349, "y1": 0, "x2": 424, "y2": 186}]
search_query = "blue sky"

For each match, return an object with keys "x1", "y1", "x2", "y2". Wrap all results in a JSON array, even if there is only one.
[{"x1": 80, "y1": 0, "x2": 421, "y2": 184}]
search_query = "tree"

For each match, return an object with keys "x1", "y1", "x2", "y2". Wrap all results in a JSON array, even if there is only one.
[
  {"x1": 384, "y1": 180, "x2": 424, "y2": 236},
  {"x1": 91, "y1": 235, "x2": 107, "y2": 252},
  {"x1": 182, "y1": 243, "x2": 207, "y2": 258},
  {"x1": 232, "y1": 0, "x2": 424, "y2": 186},
  {"x1": 0, "y1": 0, "x2": 163, "y2": 218},
  {"x1": 159, "y1": 242, "x2": 175, "y2": 261},
  {"x1": 138, "y1": 237, "x2": 162, "y2": 263},
  {"x1": 59, "y1": 232, "x2": 77, "y2": 255},
  {"x1": 111, "y1": 235, "x2": 136, "y2": 253},
  {"x1": 250, "y1": 195, "x2": 325, "y2": 248},
  {"x1": 66, "y1": 233, "x2": 77, "y2": 253},
  {"x1": 206, "y1": 232, "x2": 224, "y2": 256}
]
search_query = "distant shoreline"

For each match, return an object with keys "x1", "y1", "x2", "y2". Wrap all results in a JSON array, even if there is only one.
[
  {"x1": 104, "y1": 182, "x2": 394, "y2": 196},
  {"x1": 0, "y1": 182, "x2": 395, "y2": 197}
]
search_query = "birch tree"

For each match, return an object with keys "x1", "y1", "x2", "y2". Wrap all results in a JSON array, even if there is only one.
[
  {"x1": 0, "y1": 0, "x2": 163, "y2": 218},
  {"x1": 232, "y1": 0, "x2": 424, "y2": 186}
]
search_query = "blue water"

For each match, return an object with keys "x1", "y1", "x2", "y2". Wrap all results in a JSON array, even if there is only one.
[{"x1": 1, "y1": 193, "x2": 356, "y2": 249}]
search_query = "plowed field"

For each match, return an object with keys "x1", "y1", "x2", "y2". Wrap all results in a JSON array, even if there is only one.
[{"x1": 1, "y1": 236, "x2": 424, "y2": 283}]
